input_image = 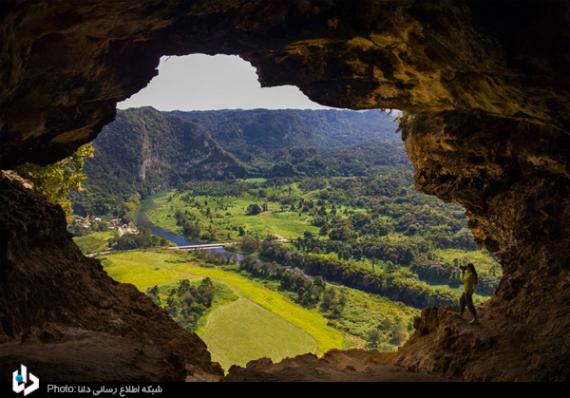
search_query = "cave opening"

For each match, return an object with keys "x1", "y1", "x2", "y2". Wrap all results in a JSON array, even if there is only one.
[
  {"x1": 118, "y1": 54, "x2": 332, "y2": 111},
  {"x1": 66, "y1": 53, "x2": 500, "y2": 375},
  {"x1": 1, "y1": 1, "x2": 569, "y2": 382}
]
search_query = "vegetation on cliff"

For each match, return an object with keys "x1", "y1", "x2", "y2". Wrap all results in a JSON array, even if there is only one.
[
  {"x1": 72, "y1": 108, "x2": 404, "y2": 217},
  {"x1": 17, "y1": 144, "x2": 94, "y2": 221},
  {"x1": 71, "y1": 108, "x2": 500, "y2": 374}
]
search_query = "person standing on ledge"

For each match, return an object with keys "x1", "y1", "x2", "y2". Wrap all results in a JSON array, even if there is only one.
[{"x1": 459, "y1": 263, "x2": 479, "y2": 324}]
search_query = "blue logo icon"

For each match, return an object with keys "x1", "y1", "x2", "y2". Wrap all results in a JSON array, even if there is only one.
[{"x1": 12, "y1": 364, "x2": 39, "y2": 396}]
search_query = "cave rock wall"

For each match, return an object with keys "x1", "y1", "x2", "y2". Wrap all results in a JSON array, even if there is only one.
[{"x1": 1, "y1": 0, "x2": 569, "y2": 381}]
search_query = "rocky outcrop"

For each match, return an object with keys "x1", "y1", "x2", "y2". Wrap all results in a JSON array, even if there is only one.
[
  {"x1": 73, "y1": 107, "x2": 247, "y2": 216},
  {"x1": 1, "y1": 0, "x2": 569, "y2": 381},
  {"x1": 0, "y1": 171, "x2": 223, "y2": 381},
  {"x1": 395, "y1": 113, "x2": 570, "y2": 381},
  {"x1": 1, "y1": 1, "x2": 569, "y2": 168},
  {"x1": 224, "y1": 350, "x2": 449, "y2": 382}
]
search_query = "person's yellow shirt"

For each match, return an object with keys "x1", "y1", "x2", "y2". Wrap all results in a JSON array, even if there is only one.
[{"x1": 462, "y1": 271, "x2": 477, "y2": 294}]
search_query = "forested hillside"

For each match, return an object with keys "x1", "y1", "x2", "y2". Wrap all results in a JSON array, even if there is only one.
[
  {"x1": 72, "y1": 108, "x2": 247, "y2": 215},
  {"x1": 170, "y1": 108, "x2": 401, "y2": 165},
  {"x1": 71, "y1": 107, "x2": 501, "y2": 366},
  {"x1": 73, "y1": 108, "x2": 405, "y2": 216},
  {"x1": 172, "y1": 109, "x2": 407, "y2": 176}
]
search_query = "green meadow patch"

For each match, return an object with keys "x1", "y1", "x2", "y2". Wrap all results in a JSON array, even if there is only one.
[
  {"x1": 73, "y1": 231, "x2": 115, "y2": 254},
  {"x1": 101, "y1": 250, "x2": 344, "y2": 370},
  {"x1": 147, "y1": 190, "x2": 320, "y2": 241},
  {"x1": 198, "y1": 298, "x2": 317, "y2": 370}
]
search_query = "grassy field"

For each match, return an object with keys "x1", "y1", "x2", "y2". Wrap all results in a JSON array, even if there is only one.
[
  {"x1": 245, "y1": 273, "x2": 420, "y2": 351},
  {"x1": 433, "y1": 248, "x2": 501, "y2": 277},
  {"x1": 229, "y1": 210, "x2": 318, "y2": 239},
  {"x1": 330, "y1": 286, "x2": 418, "y2": 349},
  {"x1": 73, "y1": 231, "x2": 115, "y2": 254},
  {"x1": 144, "y1": 193, "x2": 182, "y2": 234},
  {"x1": 147, "y1": 190, "x2": 320, "y2": 240},
  {"x1": 101, "y1": 249, "x2": 344, "y2": 370},
  {"x1": 197, "y1": 298, "x2": 317, "y2": 369}
]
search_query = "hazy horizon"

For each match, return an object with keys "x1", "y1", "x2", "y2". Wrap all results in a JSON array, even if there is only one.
[
  {"x1": 118, "y1": 54, "x2": 332, "y2": 111},
  {"x1": 119, "y1": 105, "x2": 387, "y2": 113}
]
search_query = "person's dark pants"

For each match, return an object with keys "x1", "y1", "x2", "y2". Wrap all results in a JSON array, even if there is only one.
[{"x1": 460, "y1": 292, "x2": 477, "y2": 318}]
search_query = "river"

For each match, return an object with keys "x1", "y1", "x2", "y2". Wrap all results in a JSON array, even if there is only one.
[{"x1": 136, "y1": 195, "x2": 244, "y2": 262}]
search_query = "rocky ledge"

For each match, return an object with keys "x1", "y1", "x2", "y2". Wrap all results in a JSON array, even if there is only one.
[
  {"x1": 0, "y1": 0, "x2": 569, "y2": 381},
  {"x1": 0, "y1": 171, "x2": 223, "y2": 381}
]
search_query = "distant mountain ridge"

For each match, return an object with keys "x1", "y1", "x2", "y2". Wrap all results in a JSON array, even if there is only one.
[
  {"x1": 169, "y1": 108, "x2": 399, "y2": 160},
  {"x1": 73, "y1": 108, "x2": 247, "y2": 215},
  {"x1": 73, "y1": 107, "x2": 406, "y2": 216}
]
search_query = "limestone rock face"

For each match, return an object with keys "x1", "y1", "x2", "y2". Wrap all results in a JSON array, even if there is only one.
[
  {"x1": 223, "y1": 350, "x2": 448, "y2": 382},
  {"x1": 395, "y1": 113, "x2": 570, "y2": 381},
  {"x1": 1, "y1": 0, "x2": 569, "y2": 381},
  {"x1": 0, "y1": 172, "x2": 223, "y2": 381},
  {"x1": 1, "y1": 1, "x2": 569, "y2": 167}
]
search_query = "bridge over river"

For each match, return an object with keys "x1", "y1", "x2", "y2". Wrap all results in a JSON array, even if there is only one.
[{"x1": 168, "y1": 242, "x2": 239, "y2": 251}]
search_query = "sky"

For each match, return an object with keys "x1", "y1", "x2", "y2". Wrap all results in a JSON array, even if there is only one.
[{"x1": 118, "y1": 54, "x2": 330, "y2": 111}]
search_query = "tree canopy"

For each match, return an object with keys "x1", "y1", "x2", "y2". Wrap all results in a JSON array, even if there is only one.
[{"x1": 17, "y1": 143, "x2": 94, "y2": 221}]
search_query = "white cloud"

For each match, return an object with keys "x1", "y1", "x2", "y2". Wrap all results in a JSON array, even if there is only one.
[{"x1": 118, "y1": 54, "x2": 330, "y2": 111}]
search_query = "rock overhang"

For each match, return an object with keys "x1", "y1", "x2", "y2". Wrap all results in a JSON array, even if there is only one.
[{"x1": 0, "y1": 0, "x2": 569, "y2": 381}]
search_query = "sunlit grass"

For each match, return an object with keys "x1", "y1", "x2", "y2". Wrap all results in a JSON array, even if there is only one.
[
  {"x1": 101, "y1": 250, "x2": 345, "y2": 357},
  {"x1": 198, "y1": 297, "x2": 317, "y2": 370},
  {"x1": 148, "y1": 190, "x2": 320, "y2": 240},
  {"x1": 73, "y1": 231, "x2": 115, "y2": 254},
  {"x1": 433, "y1": 248, "x2": 501, "y2": 276}
]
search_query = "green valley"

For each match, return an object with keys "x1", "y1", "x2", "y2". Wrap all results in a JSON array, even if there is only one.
[
  {"x1": 101, "y1": 249, "x2": 411, "y2": 370},
  {"x1": 100, "y1": 249, "x2": 420, "y2": 370},
  {"x1": 69, "y1": 107, "x2": 500, "y2": 372},
  {"x1": 73, "y1": 231, "x2": 115, "y2": 255},
  {"x1": 145, "y1": 174, "x2": 500, "y2": 300}
]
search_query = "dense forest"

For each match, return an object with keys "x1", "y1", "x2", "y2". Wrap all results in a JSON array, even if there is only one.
[
  {"x1": 71, "y1": 108, "x2": 247, "y2": 216},
  {"x1": 70, "y1": 107, "x2": 501, "y2": 359},
  {"x1": 169, "y1": 108, "x2": 404, "y2": 171},
  {"x1": 72, "y1": 108, "x2": 405, "y2": 217},
  {"x1": 151, "y1": 174, "x2": 500, "y2": 307}
]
